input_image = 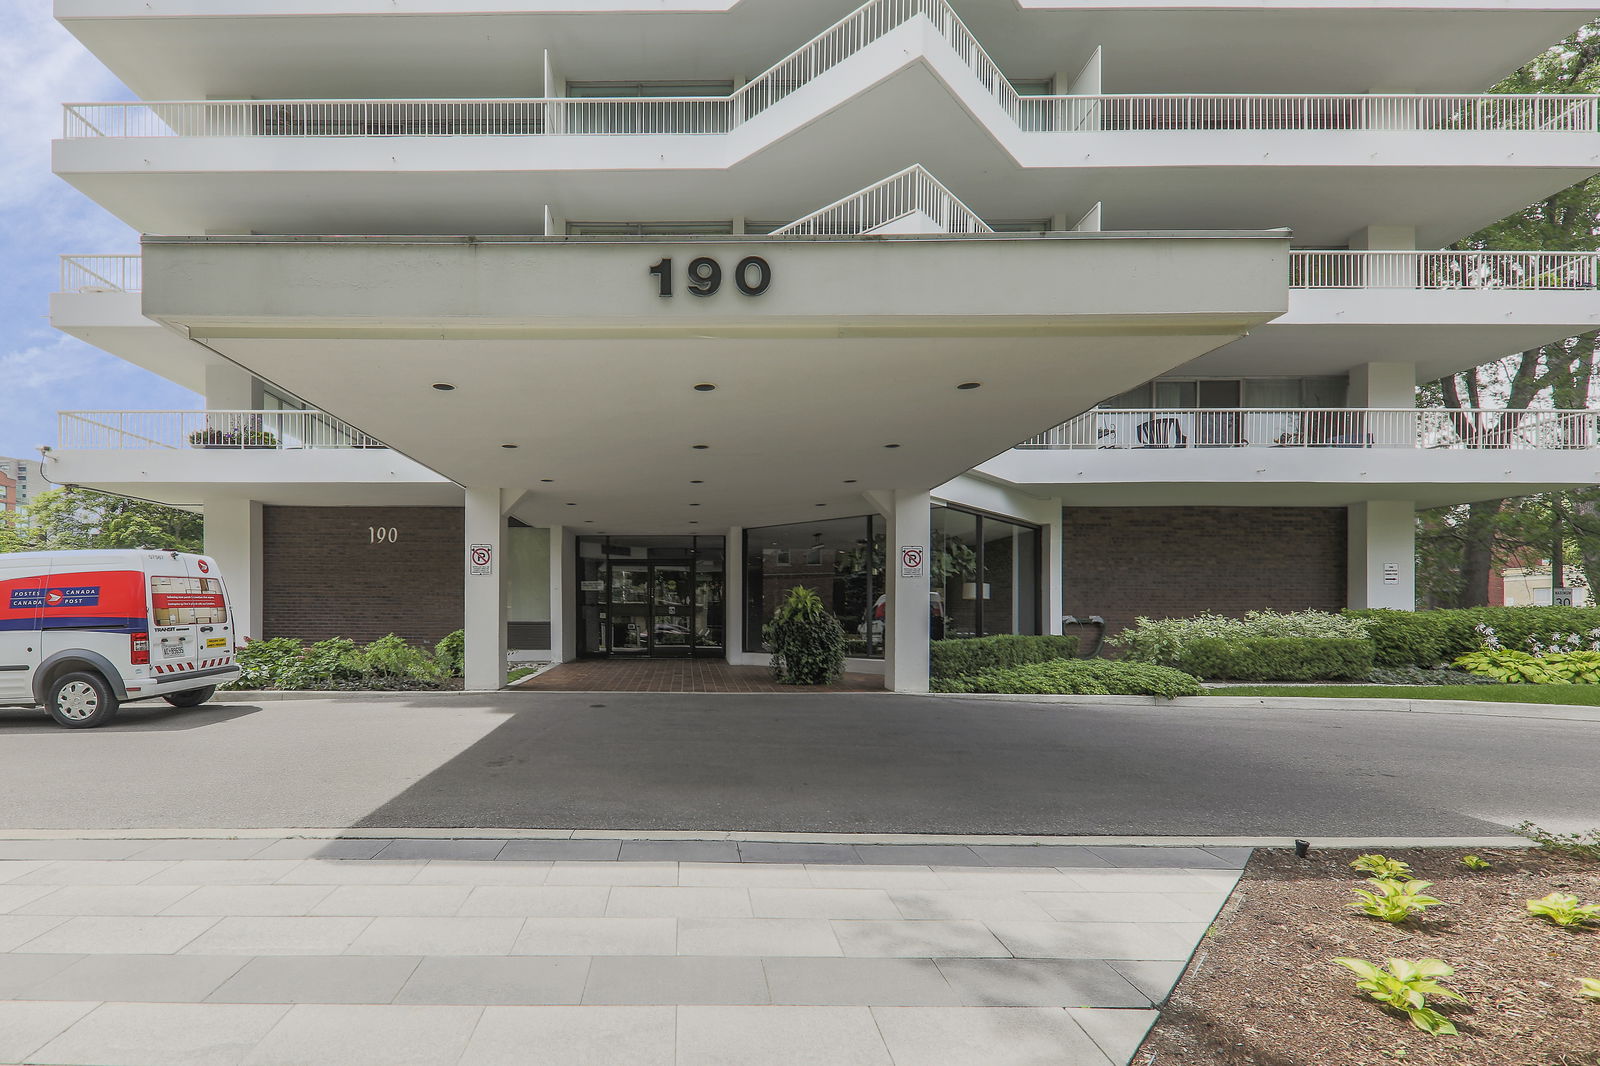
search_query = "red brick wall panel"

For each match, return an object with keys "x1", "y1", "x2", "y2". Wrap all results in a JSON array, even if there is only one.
[
  {"x1": 1063, "y1": 506, "x2": 1347, "y2": 636},
  {"x1": 262, "y1": 506, "x2": 462, "y2": 645}
]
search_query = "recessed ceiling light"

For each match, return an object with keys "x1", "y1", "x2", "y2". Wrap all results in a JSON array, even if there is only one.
[
  {"x1": 431, "y1": 383, "x2": 455, "y2": 392},
  {"x1": 693, "y1": 383, "x2": 717, "y2": 392},
  {"x1": 500, "y1": 443, "x2": 518, "y2": 449},
  {"x1": 843, "y1": 479, "x2": 857, "y2": 484},
  {"x1": 815, "y1": 503, "x2": 826, "y2": 507},
  {"x1": 689, "y1": 520, "x2": 699, "y2": 525},
  {"x1": 690, "y1": 480, "x2": 704, "y2": 484},
  {"x1": 584, "y1": 519, "x2": 594, "y2": 523},
  {"x1": 957, "y1": 381, "x2": 982, "y2": 390},
  {"x1": 565, "y1": 502, "x2": 576, "y2": 507},
  {"x1": 689, "y1": 503, "x2": 701, "y2": 507},
  {"x1": 883, "y1": 443, "x2": 901, "y2": 449},
  {"x1": 540, "y1": 478, "x2": 554, "y2": 483},
  {"x1": 692, "y1": 444, "x2": 710, "y2": 450}
]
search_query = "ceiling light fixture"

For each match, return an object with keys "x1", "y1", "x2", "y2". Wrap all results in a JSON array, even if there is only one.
[
  {"x1": 843, "y1": 479, "x2": 857, "y2": 484},
  {"x1": 431, "y1": 383, "x2": 455, "y2": 392},
  {"x1": 500, "y1": 444, "x2": 518, "y2": 449},
  {"x1": 693, "y1": 383, "x2": 717, "y2": 392},
  {"x1": 540, "y1": 478, "x2": 554, "y2": 483},
  {"x1": 957, "y1": 381, "x2": 982, "y2": 390},
  {"x1": 692, "y1": 444, "x2": 710, "y2": 450},
  {"x1": 883, "y1": 443, "x2": 901, "y2": 449}
]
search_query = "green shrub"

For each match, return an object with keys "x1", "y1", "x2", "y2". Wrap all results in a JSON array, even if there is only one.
[
  {"x1": 1366, "y1": 665, "x2": 1499, "y2": 686},
  {"x1": 1349, "y1": 606, "x2": 1600, "y2": 667},
  {"x1": 1454, "y1": 648, "x2": 1600, "y2": 684},
  {"x1": 935, "y1": 658, "x2": 1203, "y2": 699},
  {"x1": 929, "y1": 634, "x2": 1079, "y2": 681},
  {"x1": 230, "y1": 637, "x2": 310, "y2": 690},
  {"x1": 359, "y1": 634, "x2": 445, "y2": 683},
  {"x1": 764, "y1": 586, "x2": 846, "y2": 685},
  {"x1": 434, "y1": 629, "x2": 465, "y2": 677},
  {"x1": 226, "y1": 634, "x2": 447, "y2": 690},
  {"x1": 1178, "y1": 637, "x2": 1374, "y2": 682},
  {"x1": 1111, "y1": 610, "x2": 1368, "y2": 667}
]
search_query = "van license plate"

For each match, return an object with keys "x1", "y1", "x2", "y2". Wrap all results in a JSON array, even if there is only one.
[{"x1": 162, "y1": 644, "x2": 186, "y2": 658}]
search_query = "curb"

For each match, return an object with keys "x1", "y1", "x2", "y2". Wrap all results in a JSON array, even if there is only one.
[
  {"x1": 928, "y1": 691, "x2": 1600, "y2": 724},
  {"x1": 0, "y1": 828, "x2": 1535, "y2": 848}
]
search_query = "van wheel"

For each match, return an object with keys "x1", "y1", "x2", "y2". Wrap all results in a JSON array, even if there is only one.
[
  {"x1": 48, "y1": 672, "x2": 120, "y2": 729},
  {"x1": 163, "y1": 686, "x2": 216, "y2": 708}
]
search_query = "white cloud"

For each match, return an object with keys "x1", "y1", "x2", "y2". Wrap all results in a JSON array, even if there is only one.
[{"x1": 0, "y1": 332, "x2": 96, "y2": 391}]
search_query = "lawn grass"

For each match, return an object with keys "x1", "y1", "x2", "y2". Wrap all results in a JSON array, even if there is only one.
[{"x1": 1210, "y1": 683, "x2": 1600, "y2": 705}]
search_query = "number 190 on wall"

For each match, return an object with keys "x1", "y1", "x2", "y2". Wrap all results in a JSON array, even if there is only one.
[{"x1": 649, "y1": 256, "x2": 771, "y2": 298}]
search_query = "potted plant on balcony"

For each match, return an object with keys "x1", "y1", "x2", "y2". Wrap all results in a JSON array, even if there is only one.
[{"x1": 187, "y1": 427, "x2": 279, "y2": 450}]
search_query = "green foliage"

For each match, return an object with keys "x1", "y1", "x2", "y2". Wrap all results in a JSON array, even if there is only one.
[
  {"x1": 1352, "y1": 607, "x2": 1600, "y2": 667},
  {"x1": 929, "y1": 634, "x2": 1079, "y2": 681},
  {"x1": 1351, "y1": 854, "x2": 1414, "y2": 881},
  {"x1": 764, "y1": 586, "x2": 846, "y2": 686},
  {"x1": 1516, "y1": 821, "x2": 1600, "y2": 862},
  {"x1": 934, "y1": 658, "x2": 1203, "y2": 699},
  {"x1": 0, "y1": 487, "x2": 202, "y2": 555},
  {"x1": 1526, "y1": 892, "x2": 1600, "y2": 928},
  {"x1": 1350, "y1": 879, "x2": 1446, "y2": 923},
  {"x1": 1178, "y1": 637, "x2": 1373, "y2": 682},
  {"x1": 1460, "y1": 855, "x2": 1491, "y2": 870},
  {"x1": 434, "y1": 630, "x2": 466, "y2": 678},
  {"x1": 1333, "y1": 957, "x2": 1466, "y2": 1037},
  {"x1": 1454, "y1": 649, "x2": 1561, "y2": 684},
  {"x1": 1110, "y1": 610, "x2": 1368, "y2": 667},
  {"x1": 1579, "y1": 977, "x2": 1600, "y2": 1002},
  {"x1": 227, "y1": 634, "x2": 449, "y2": 690}
]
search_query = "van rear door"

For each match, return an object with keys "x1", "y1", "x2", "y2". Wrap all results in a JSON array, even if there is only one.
[
  {"x1": 147, "y1": 559, "x2": 229, "y2": 677},
  {"x1": 0, "y1": 564, "x2": 44, "y2": 703}
]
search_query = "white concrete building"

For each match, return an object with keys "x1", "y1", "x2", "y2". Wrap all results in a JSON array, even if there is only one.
[{"x1": 43, "y1": 0, "x2": 1600, "y2": 690}]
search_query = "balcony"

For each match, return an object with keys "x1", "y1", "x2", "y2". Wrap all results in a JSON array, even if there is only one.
[
  {"x1": 52, "y1": 0, "x2": 1600, "y2": 241},
  {"x1": 49, "y1": 410, "x2": 457, "y2": 508},
  {"x1": 981, "y1": 408, "x2": 1600, "y2": 509}
]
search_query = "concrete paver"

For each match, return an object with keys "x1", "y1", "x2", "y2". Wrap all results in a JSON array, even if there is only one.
[{"x1": 0, "y1": 843, "x2": 1233, "y2": 1066}]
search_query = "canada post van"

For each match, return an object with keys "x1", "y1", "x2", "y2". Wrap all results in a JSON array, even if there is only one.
[{"x1": 0, "y1": 550, "x2": 242, "y2": 728}]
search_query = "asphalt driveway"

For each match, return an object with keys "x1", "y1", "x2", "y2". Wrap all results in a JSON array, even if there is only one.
[{"x1": 0, "y1": 692, "x2": 1595, "y2": 836}]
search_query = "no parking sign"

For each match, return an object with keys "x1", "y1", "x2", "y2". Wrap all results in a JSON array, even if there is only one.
[{"x1": 899, "y1": 545, "x2": 926, "y2": 579}]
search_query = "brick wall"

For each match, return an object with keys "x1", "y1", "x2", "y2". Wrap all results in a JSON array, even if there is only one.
[
  {"x1": 262, "y1": 506, "x2": 463, "y2": 645},
  {"x1": 1063, "y1": 506, "x2": 1347, "y2": 636}
]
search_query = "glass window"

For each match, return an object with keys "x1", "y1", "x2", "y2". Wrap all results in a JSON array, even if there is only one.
[
  {"x1": 932, "y1": 508, "x2": 981, "y2": 641},
  {"x1": 1010, "y1": 79, "x2": 1055, "y2": 96},
  {"x1": 989, "y1": 219, "x2": 1051, "y2": 233},
  {"x1": 149, "y1": 576, "x2": 228, "y2": 625},
  {"x1": 1153, "y1": 380, "x2": 1197, "y2": 408},
  {"x1": 567, "y1": 221, "x2": 735, "y2": 236},
  {"x1": 981, "y1": 515, "x2": 1039, "y2": 637},
  {"x1": 1303, "y1": 376, "x2": 1348, "y2": 408},
  {"x1": 744, "y1": 515, "x2": 884, "y2": 659},
  {"x1": 1197, "y1": 380, "x2": 1240, "y2": 409},
  {"x1": 1242, "y1": 379, "x2": 1303, "y2": 408},
  {"x1": 1099, "y1": 384, "x2": 1151, "y2": 409},
  {"x1": 932, "y1": 506, "x2": 1042, "y2": 640}
]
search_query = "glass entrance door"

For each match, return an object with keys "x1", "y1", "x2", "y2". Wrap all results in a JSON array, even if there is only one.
[{"x1": 577, "y1": 536, "x2": 726, "y2": 658}]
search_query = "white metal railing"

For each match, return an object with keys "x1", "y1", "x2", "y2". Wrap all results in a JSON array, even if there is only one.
[
  {"x1": 1020, "y1": 409, "x2": 1600, "y2": 450},
  {"x1": 774, "y1": 164, "x2": 991, "y2": 235},
  {"x1": 1291, "y1": 250, "x2": 1598, "y2": 290},
  {"x1": 58, "y1": 410, "x2": 386, "y2": 451},
  {"x1": 61, "y1": 0, "x2": 1600, "y2": 140},
  {"x1": 59, "y1": 255, "x2": 141, "y2": 293}
]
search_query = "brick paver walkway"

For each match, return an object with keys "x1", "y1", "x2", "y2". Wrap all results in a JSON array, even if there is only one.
[
  {"x1": 0, "y1": 837, "x2": 1245, "y2": 1065},
  {"x1": 515, "y1": 659, "x2": 885, "y2": 693}
]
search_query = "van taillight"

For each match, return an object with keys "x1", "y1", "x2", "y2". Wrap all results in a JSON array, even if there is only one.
[{"x1": 131, "y1": 633, "x2": 150, "y2": 665}]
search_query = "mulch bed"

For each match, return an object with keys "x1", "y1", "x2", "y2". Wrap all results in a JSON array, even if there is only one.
[{"x1": 1137, "y1": 847, "x2": 1600, "y2": 1066}]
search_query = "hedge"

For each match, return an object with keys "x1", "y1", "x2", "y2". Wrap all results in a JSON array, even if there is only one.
[
  {"x1": 1347, "y1": 607, "x2": 1600, "y2": 668},
  {"x1": 929, "y1": 634, "x2": 1079, "y2": 681},
  {"x1": 1177, "y1": 636, "x2": 1374, "y2": 682},
  {"x1": 933, "y1": 658, "x2": 1203, "y2": 699}
]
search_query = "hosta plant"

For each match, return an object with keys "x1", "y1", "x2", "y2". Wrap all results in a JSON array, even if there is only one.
[
  {"x1": 1333, "y1": 957, "x2": 1466, "y2": 1036},
  {"x1": 1351, "y1": 854, "x2": 1414, "y2": 880},
  {"x1": 1579, "y1": 977, "x2": 1600, "y2": 1002},
  {"x1": 1351, "y1": 879, "x2": 1445, "y2": 923},
  {"x1": 1453, "y1": 649, "x2": 1559, "y2": 684},
  {"x1": 1459, "y1": 855, "x2": 1491, "y2": 870},
  {"x1": 1526, "y1": 892, "x2": 1600, "y2": 928}
]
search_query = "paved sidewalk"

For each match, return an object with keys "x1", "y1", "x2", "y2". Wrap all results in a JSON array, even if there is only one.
[
  {"x1": 516, "y1": 660, "x2": 885, "y2": 692},
  {"x1": 0, "y1": 839, "x2": 1243, "y2": 1065}
]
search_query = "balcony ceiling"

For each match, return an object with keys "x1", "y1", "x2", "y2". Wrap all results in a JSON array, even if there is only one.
[
  {"x1": 134, "y1": 232, "x2": 1289, "y2": 532},
  {"x1": 58, "y1": 0, "x2": 1592, "y2": 99},
  {"x1": 53, "y1": 61, "x2": 1600, "y2": 248}
]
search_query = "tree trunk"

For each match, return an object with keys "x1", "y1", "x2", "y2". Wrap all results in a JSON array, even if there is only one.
[{"x1": 1458, "y1": 500, "x2": 1503, "y2": 607}]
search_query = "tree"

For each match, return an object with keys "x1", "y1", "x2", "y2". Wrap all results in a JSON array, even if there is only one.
[
  {"x1": 1415, "y1": 21, "x2": 1600, "y2": 606},
  {"x1": 0, "y1": 488, "x2": 203, "y2": 555}
]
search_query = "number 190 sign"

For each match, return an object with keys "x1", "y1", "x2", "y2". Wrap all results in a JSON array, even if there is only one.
[{"x1": 649, "y1": 256, "x2": 771, "y2": 298}]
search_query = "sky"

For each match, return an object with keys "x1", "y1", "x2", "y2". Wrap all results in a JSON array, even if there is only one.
[{"x1": 0, "y1": 5, "x2": 200, "y2": 465}]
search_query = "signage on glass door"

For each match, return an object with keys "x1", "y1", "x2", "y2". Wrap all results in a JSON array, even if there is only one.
[{"x1": 649, "y1": 256, "x2": 771, "y2": 298}]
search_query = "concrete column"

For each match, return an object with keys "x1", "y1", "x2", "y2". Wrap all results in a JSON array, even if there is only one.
[
  {"x1": 1347, "y1": 225, "x2": 1416, "y2": 251},
  {"x1": 724, "y1": 526, "x2": 744, "y2": 662},
  {"x1": 1348, "y1": 362, "x2": 1417, "y2": 447},
  {"x1": 1044, "y1": 502, "x2": 1066, "y2": 635},
  {"x1": 464, "y1": 487, "x2": 507, "y2": 689},
  {"x1": 1348, "y1": 500, "x2": 1416, "y2": 610},
  {"x1": 884, "y1": 489, "x2": 931, "y2": 693},
  {"x1": 203, "y1": 364, "x2": 260, "y2": 410},
  {"x1": 546, "y1": 525, "x2": 578, "y2": 663},
  {"x1": 204, "y1": 498, "x2": 262, "y2": 640}
]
